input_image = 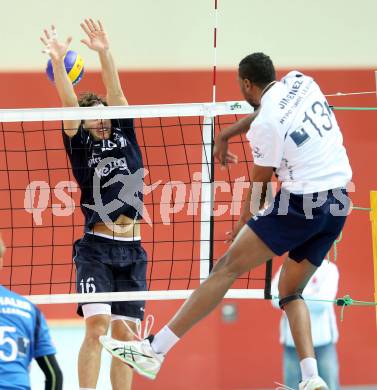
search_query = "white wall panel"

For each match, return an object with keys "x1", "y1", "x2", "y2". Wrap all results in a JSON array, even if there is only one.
[{"x1": 3, "y1": 0, "x2": 377, "y2": 70}]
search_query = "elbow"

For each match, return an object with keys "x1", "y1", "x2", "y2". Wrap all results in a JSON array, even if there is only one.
[
  {"x1": 48, "y1": 364, "x2": 63, "y2": 390},
  {"x1": 56, "y1": 365, "x2": 63, "y2": 386},
  {"x1": 106, "y1": 93, "x2": 127, "y2": 106},
  {"x1": 47, "y1": 359, "x2": 63, "y2": 390},
  {"x1": 37, "y1": 354, "x2": 63, "y2": 390}
]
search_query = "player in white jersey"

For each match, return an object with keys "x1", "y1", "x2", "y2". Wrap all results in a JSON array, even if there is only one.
[
  {"x1": 247, "y1": 69, "x2": 351, "y2": 195},
  {"x1": 99, "y1": 53, "x2": 352, "y2": 390}
]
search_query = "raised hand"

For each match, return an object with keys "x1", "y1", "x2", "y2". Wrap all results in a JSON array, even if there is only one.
[
  {"x1": 40, "y1": 25, "x2": 72, "y2": 62},
  {"x1": 80, "y1": 19, "x2": 109, "y2": 52}
]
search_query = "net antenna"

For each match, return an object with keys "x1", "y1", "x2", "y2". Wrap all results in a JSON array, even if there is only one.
[
  {"x1": 209, "y1": 1, "x2": 273, "y2": 297},
  {"x1": 212, "y1": 0, "x2": 218, "y2": 104},
  {"x1": 200, "y1": 0, "x2": 219, "y2": 279}
]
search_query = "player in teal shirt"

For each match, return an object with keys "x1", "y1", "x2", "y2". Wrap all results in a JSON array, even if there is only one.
[{"x1": 0, "y1": 238, "x2": 63, "y2": 390}]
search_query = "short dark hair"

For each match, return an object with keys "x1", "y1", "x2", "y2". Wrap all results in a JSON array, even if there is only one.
[
  {"x1": 238, "y1": 53, "x2": 276, "y2": 87},
  {"x1": 78, "y1": 92, "x2": 107, "y2": 107}
]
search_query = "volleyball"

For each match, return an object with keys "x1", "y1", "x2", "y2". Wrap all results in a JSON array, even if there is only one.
[{"x1": 46, "y1": 50, "x2": 84, "y2": 85}]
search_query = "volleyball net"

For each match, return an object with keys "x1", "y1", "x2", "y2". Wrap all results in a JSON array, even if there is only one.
[
  {"x1": 1, "y1": 101, "x2": 376, "y2": 319},
  {"x1": 0, "y1": 101, "x2": 276, "y2": 305}
]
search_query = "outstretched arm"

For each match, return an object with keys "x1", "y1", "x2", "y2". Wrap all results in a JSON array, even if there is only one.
[
  {"x1": 40, "y1": 25, "x2": 80, "y2": 136},
  {"x1": 80, "y1": 19, "x2": 127, "y2": 106},
  {"x1": 213, "y1": 111, "x2": 258, "y2": 168}
]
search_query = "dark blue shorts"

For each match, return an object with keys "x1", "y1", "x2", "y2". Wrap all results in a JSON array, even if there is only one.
[
  {"x1": 73, "y1": 234, "x2": 147, "y2": 319},
  {"x1": 247, "y1": 188, "x2": 350, "y2": 266}
]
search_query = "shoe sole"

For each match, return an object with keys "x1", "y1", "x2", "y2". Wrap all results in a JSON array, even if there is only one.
[{"x1": 101, "y1": 341, "x2": 157, "y2": 380}]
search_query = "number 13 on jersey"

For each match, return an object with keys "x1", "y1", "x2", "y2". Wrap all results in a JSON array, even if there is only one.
[{"x1": 290, "y1": 100, "x2": 334, "y2": 147}]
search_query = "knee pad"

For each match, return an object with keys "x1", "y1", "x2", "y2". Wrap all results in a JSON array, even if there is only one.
[{"x1": 279, "y1": 293, "x2": 304, "y2": 310}]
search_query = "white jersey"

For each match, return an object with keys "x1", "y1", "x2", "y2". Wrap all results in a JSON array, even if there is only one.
[{"x1": 246, "y1": 71, "x2": 352, "y2": 194}]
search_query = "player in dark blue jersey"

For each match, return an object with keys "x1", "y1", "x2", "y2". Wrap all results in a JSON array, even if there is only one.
[
  {"x1": 0, "y1": 237, "x2": 63, "y2": 390},
  {"x1": 40, "y1": 19, "x2": 146, "y2": 390}
]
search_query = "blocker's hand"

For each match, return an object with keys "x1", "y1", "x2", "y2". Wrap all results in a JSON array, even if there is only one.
[
  {"x1": 80, "y1": 19, "x2": 109, "y2": 52},
  {"x1": 40, "y1": 25, "x2": 72, "y2": 62},
  {"x1": 213, "y1": 132, "x2": 238, "y2": 169}
]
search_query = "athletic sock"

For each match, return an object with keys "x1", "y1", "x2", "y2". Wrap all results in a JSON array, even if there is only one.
[
  {"x1": 80, "y1": 388, "x2": 95, "y2": 390},
  {"x1": 300, "y1": 357, "x2": 319, "y2": 381},
  {"x1": 150, "y1": 325, "x2": 180, "y2": 355}
]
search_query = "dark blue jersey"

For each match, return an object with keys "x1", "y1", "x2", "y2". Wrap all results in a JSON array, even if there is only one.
[
  {"x1": 0, "y1": 285, "x2": 56, "y2": 389},
  {"x1": 63, "y1": 119, "x2": 144, "y2": 231}
]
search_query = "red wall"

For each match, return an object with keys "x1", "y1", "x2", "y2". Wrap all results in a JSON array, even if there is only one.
[{"x1": 0, "y1": 69, "x2": 376, "y2": 388}]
